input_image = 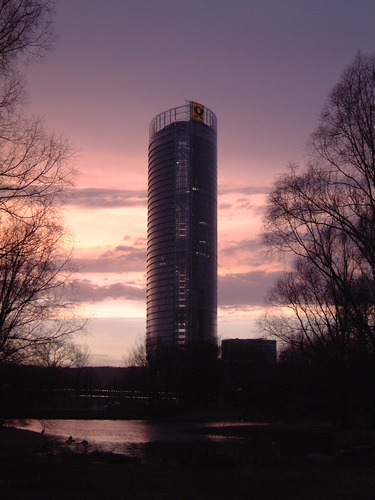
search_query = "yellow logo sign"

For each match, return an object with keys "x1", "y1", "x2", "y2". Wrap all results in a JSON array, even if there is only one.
[{"x1": 192, "y1": 102, "x2": 205, "y2": 123}]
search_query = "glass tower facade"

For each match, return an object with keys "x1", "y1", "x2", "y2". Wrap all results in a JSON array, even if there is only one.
[{"x1": 147, "y1": 101, "x2": 217, "y2": 361}]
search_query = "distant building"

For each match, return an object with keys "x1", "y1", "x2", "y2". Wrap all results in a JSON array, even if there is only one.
[
  {"x1": 146, "y1": 101, "x2": 217, "y2": 362},
  {"x1": 221, "y1": 339, "x2": 277, "y2": 365}
]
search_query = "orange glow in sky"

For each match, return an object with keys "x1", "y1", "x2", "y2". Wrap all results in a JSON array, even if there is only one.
[{"x1": 24, "y1": 0, "x2": 375, "y2": 365}]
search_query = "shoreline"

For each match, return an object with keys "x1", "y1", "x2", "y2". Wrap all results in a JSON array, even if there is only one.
[
  {"x1": 0, "y1": 425, "x2": 49, "y2": 455},
  {"x1": 1, "y1": 424, "x2": 375, "y2": 499}
]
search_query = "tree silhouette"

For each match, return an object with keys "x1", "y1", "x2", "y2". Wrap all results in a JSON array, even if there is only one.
[
  {"x1": 0, "y1": 1, "x2": 83, "y2": 364},
  {"x1": 262, "y1": 52, "x2": 375, "y2": 422}
]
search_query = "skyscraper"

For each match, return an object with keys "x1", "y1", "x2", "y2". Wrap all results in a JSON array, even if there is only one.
[{"x1": 147, "y1": 101, "x2": 217, "y2": 362}]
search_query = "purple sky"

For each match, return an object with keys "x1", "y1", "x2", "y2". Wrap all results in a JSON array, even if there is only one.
[{"x1": 24, "y1": 0, "x2": 375, "y2": 365}]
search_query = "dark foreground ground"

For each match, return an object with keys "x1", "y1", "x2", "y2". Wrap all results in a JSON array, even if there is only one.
[{"x1": 0, "y1": 424, "x2": 374, "y2": 499}]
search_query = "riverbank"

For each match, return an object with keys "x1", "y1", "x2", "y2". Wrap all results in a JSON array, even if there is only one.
[
  {"x1": 1, "y1": 425, "x2": 374, "y2": 499},
  {"x1": 0, "y1": 425, "x2": 49, "y2": 454}
]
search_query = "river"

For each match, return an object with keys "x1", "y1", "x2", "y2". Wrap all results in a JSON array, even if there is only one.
[{"x1": 10, "y1": 419, "x2": 255, "y2": 460}]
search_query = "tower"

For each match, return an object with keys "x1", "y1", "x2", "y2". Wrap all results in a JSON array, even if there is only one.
[{"x1": 146, "y1": 101, "x2": 217, "y2": 362}]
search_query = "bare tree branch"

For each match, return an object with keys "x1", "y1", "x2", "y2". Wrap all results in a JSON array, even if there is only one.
[
  {"x1": 0, "y1": 0, "x2": 55, "y2": 67},
  {"x1": 262, "y1": 52, "x2": 375, "y2": 360},
  {"x1": 0, "y1": 0, "x2": 84, "y2": 365}
]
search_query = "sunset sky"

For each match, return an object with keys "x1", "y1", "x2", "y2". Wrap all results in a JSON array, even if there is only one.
[{"x1": 24, "y1": 0, "x2": 375, "y2": 365}]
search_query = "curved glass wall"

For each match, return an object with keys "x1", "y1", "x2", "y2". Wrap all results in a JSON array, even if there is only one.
[{"x1": 146, "y1": 102, "x2": 217, "y2": 360}]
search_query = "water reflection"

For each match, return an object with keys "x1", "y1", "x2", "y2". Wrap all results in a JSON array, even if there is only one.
[
  {"x1": 11, "y1": 419, "x2": 248, "y2": 460},
  {"x1": 14, "y1": 419, "x2": 197, "y2": 442}
]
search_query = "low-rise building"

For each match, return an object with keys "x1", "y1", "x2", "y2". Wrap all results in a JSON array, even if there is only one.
[{"x1": 221, "y1": 338, "x2": 277, "y2": 365}]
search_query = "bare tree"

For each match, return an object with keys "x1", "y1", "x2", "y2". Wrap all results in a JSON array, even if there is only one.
[
  {"x1": 0, "y1": 1, "x2": 55, "y2": 128},
  {"x1": 263, "y1": 52, "x2": 375, "y2": 353},
  {"x1": 0, "y1": 1, "x2": 71, "y2": 220},
  {"x1": 261, "y1": 235, "x2": 372, "y2": 365},
  {"x1": 122, "y1": 336, "x2": 147, "y2": 368},
  {"x1": 0, "y1": 1, "x2": 84, "y2": 364},
  {"x1": 31, "y1": 340, "x2": 90, "y2": 368},
  {"x1": 0, "y1": 208, "x2": 82, "y2": 363},
  {"x1": 0, "y1": 1, "x2": 55, "y2": 65},
  {"x1": 0, "y1": 117, "x2": 73, "y2": 217}
]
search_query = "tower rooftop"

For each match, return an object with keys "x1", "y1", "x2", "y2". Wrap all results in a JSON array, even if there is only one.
[{"x1": 149, "y1": 100, "x2": 217, "y2": 137}]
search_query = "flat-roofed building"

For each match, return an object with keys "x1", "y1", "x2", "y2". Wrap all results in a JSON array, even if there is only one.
[{"x1": 221, "y1": 339, "x2": 277, "y2": 365}]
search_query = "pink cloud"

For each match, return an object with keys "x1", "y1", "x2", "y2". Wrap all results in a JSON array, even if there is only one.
[
  {"x1": 219, "y1": 270, "x2": 283, "y2": 308},
  {"x1": 65, "y1": 188, "x2": 147, "y2": 209},
  {"x1": 73, "y1": 279, "x2": 145, "y2": 302}
]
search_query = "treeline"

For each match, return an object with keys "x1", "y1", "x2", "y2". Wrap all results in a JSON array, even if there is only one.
[{"x1": 2, "y1": 352, "x2": 374, "y2": 425}]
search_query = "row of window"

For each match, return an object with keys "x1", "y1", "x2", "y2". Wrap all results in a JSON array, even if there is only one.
[
  {"x1": 148, "y1": 165, "x2": 175, "y2": 184},
  {"x1": 146, "y1": 302, "x2": 174, "y2": 314},
  {"x1": 147, "y1": 246, "x2": 174, "y2": 260},
  {"x1": 147, "y1": 240, "x2": 174, "y2": 255},
  {"x1": 147, "y1": 292, "x2": 190, "y2": 306},
  {"x1": 147, "y1": 318, "x2": 181, "y2": 330},
  {"x1": 147, "y1": 311, "x2": 174, "y2": 322},
  {"x1": 148, "y1": 142, "x2": 174, "y2": 163},
  {"x1": 147, "y1": 311, "x2": 179, "y2": 322},
  {"x1": 146, "y1": 330, "x2": 176, "y2": 341},
  {"x1": 147, "y1": 273, "x2": 173, "y2": 292},
  {"x1": 148, "y1": 179, "x2": 174, "y2": 195},
  {"x1": 147, "y1": 218, "x2": 174, "y2": 235},
  {"x1": 148, "y1": 182, "x2": 175, "y2": 200},
  {"x1": 148, "y1": 129, "x2": 175, "y2": 152},
  {"x1": 146, "y1": 280, "x2": 174, "y2": 293},
  {"x1": 147, "y1": 221, "x2": 174, "y2": 238},
  {"x1": 147, "y1": 209, "x2": 174, "y2": 228},
  {"x1": 148, "y1": 199, "x2": 174, "y2": 215},
  {"x1": 147, "y1": 261, "x2": 174, "y2": 274},
  {"x1": 149, "y1": 170, "x2": 215, "y2": 194},
  {"x1": 148, "y1": 205, "x2": 174, "y2": 221},
  {"x1": 149, "y1": 215, "x2": 214, "y2": 231}
]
